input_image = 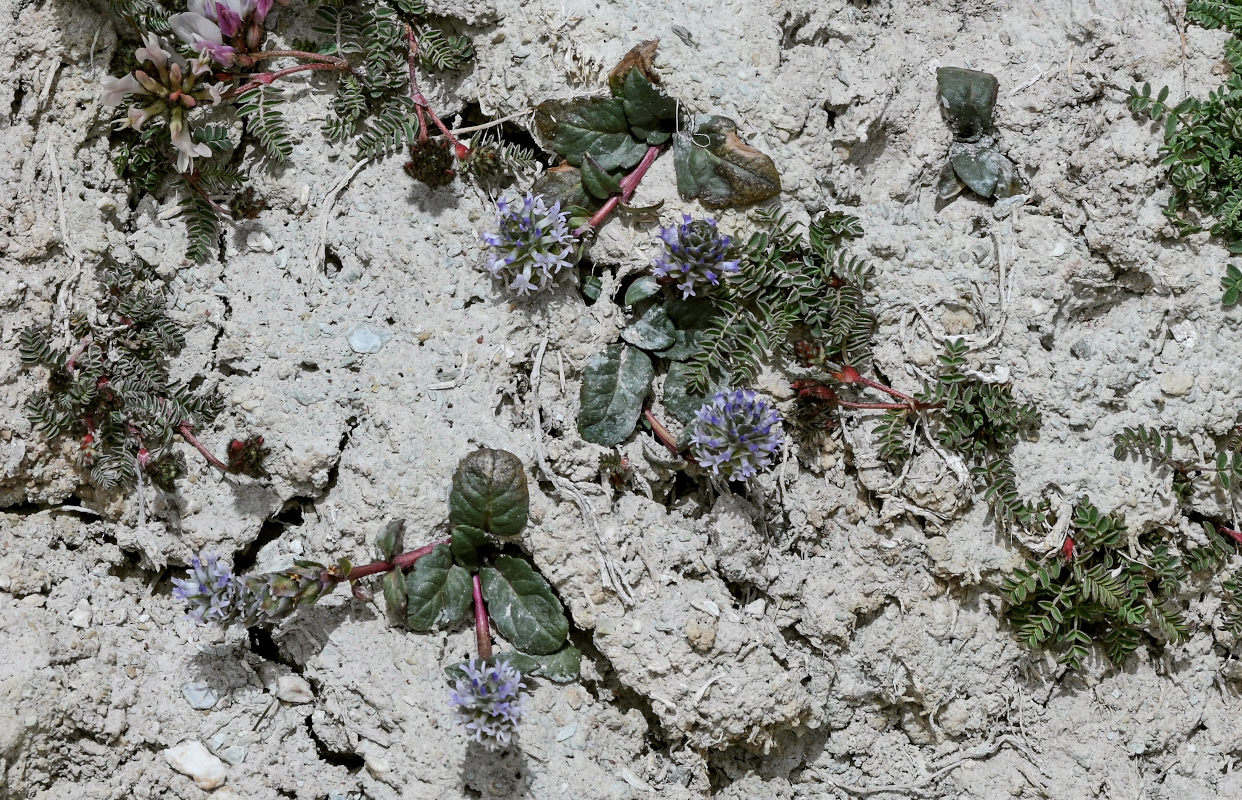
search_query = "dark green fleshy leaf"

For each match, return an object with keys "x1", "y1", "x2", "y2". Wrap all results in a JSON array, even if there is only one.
[
  {"x1": 448, "y1": 448, "x2": 529, "y2": 537},
  {"x1": 531, "y1": 164, "x2": 593, "y2": 211},
  {"x1": 672, "y1": 115, "x2": 781, "y2": 209},
  {"x1": 450, "y1": 525, "x2": 489, "y2": 569},
  {"x1": 936, "y1": 66, "x2": 998, "y2": 140},
  {"x1": 662, "y1": 360, "x2": 712, "y2": 427},
  {"x1": 529, "y1": 645, "x2": 582, "y2": 683},
  {"x1": 619, "y1": 68, "x2": 677, "y2": 141},
  {"x1": 382, "y1": 569, "x2": 407, "y2": 619},
  {"x1": 581, "y1": 153, "x2": 623, "y2": 199},
  {"x1": 624, "y1": 276, "x2": 661, "y2": 305},
  {"x1": 578, "y1": 343, "x2": 655, "y2": 445},
  {"x1": 535, "y1": 97, "x2": 648, "y2": 172},
  {"x1": 404, "y1": 544, "x2": 472, "y2": 631},
  {"x1": 479, "y1": 556, "x2": 569, "y2": 655},
  {"x1": 621, "y1": 302, "x2": 676, "y2": 351},
  {"x1": 375, "y1": 519, "x2": 404, "y2": 561}
]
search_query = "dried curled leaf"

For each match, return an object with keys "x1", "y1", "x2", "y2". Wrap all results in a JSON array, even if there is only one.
[
  {"x1": 673, "y1": 115, "x2": 781, "y2": 209},
  {"x1": 608, "y1": 39, "x2": 661, "y2": 94}
]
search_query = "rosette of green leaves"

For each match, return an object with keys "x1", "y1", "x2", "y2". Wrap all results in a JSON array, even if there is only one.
[
  {"x1": 378, "y1": 448, "x2": 581, "y2": 683},
  {"x1": 532, "y1": 41, "x2": 779, "y2": 222}
]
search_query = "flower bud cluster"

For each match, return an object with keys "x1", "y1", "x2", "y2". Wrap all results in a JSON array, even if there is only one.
[
  {"x1": 449, "y1": 658, "x2": 528, "y2": 750},
  {"x1": 689, "y1": 389, "x2": 784, "y2": 480},
  {"x1": 480, "y1": 193, "x2": 579, "y2": 296},
  {"x1": 651, "y1": 215, "x2": 740, "y2": 298}
]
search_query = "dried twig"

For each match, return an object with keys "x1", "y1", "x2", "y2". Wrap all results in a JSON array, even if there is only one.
[{"x1": 530, "y1": 337, "x2": 634, "y2": 605}]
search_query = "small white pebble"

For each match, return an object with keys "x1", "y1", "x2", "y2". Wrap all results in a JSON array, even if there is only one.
[
  {"x1": 164, "y1": 741, "x2": 228, "y2": 790},
  {"x1": 275, "y1": 675, "x2": 314, "y2": 704}
]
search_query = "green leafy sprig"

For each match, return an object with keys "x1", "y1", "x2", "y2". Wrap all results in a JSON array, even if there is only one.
[
  {"x1": 19, "y1": 261, "x2": 266, "y2": 491},
  {"x1": 1126, "y1": 2, "x2": 1242, "y2": 303}
]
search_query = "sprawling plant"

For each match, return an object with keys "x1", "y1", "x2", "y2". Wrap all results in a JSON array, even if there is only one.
[
  {"x1": 19, "y1": 261, "x2": 266, "y2": 490},
  {"x1": 1127, "y1": 0, "x2": 1242, "y2": 303},
  {"x1": 1003, "y1": 498, "x2": 1191, "y2": 670},
  {"x1": 104, "y1": 0, "x2": 532, "y2": 262},
  {"x1": 177, "y1": 449, "x2": 579, "y2": 749}
]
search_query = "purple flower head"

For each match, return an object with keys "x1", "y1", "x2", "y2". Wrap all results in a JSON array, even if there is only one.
[
  {"x1": 172, "y1": 553, "x2": 238, "y2": 624},
  {"x1": 651, "y1": 215, "x2": 740, "y2": 299},
  {"x1": 449, "y1": 658, "x2": 528, "y2": 750},
  {"x1": 480, "y1": 193, "x2": 579, "y2": 296},
  {"x1": 689, "y1": 389, "x2": 784, "y2": 480}
]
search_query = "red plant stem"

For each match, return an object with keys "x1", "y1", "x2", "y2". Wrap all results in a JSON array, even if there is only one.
[
  {"x1": 346, "y1": 537, "x2": 452, "y2": 580},
  {"x1": 248, "y1": 50, "x2": 347, "y2": 65},
  {"x1": 405, "y1": 25, "x2": 466, "y2": 152},
  {"x1": 226, "y1": 62, "x2": 350, "y2": 98},
  {"x1": 64, "y1": 336, "x2": 93, "y2": 374},
  {"x1": 1221, "y1": 525, "x2": 1242, "y2": 546},
  {"x1": 177, "y1": 423, "x2": 229, "y2": 471},
  {"x1": 644, "y1": 409, "x2": 682, "y2": 459},
  {"x1": 834, "y1": 366, "x2": 920, "y2": 404},
  {"x1": 473, "y1": 573, "x2": 493, "y2": 659},
  {"x1": 576, "y1": 145, "x2": 663, "y2": 236}
]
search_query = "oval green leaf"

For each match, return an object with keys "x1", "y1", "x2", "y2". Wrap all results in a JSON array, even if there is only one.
[
  {"x1": 404, "y1": 544, "x2": 472, "y2": 631},
  {"x1": 449, "y1": 448, "x2": 529, "y2": 537},
  {"x1": 578, "y1": 343, "x2": 654, "y2": 446},
  {"x1": 621, "y1": 303, "x2": 676, "y2": 351},
  {"x1": 479, "y1": 556, "x2": 569, "y2": 655},
  {"x1": 535, "y1": 97, "x2": 648, "y2": 172},
  {"x1": 450, "y1": 524, "x2": 489, "y2": 569}
]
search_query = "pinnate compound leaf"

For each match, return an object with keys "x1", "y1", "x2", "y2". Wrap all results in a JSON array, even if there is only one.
[
  {"x1": 450, "y1": 524, "x2": 489, "y2": 569},
  {"x1": 479, "y1": 556, "x2": 569, "y2": 655},
  {"x1": 449, "y1": 448, "x2": 529, "y2": 537},
  {"x1": 404, "y1": 544, "x2": 472, "y2": 631},
  {"x1": 673, "y1": 114, "x2": 781, "y2": 209},
  {"x1": 535, "y1": 97, "x2": 648, "y2": 172},
  {"x1": 578, "y1": 343, "x2": 654, "y2": 445}
]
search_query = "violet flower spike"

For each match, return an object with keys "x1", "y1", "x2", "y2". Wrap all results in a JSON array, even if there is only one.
[
  {"x1": 449, "y1": 658, "x2": 528, "y2": 750},
  {"x1": 689, "y1": 389, "x2": 784, "y2": 481},
  {"x1": 651, "y1": 215, "x2": 740, "y2": 299},
  {"x1": 480, "y1": 192, "x2": 579, "y2": 296},
  {"x1": 172, "y1": 553, "x2": 238, "y2": 624}
]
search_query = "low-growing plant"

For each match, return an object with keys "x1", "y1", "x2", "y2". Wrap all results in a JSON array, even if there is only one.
[
  {"x1": 1126, "y1": 0, "x2": 1242, "y2": 304},
  {"x1": 104, "y1": 0, "x2": 533, "y2": 262},
  {"x1": 19, "y1": 260, "x2": 266, "y2": 491},
  {"x1": 1003, "y1": 498, "x2": 1191, "y2": 670},
  {"x1": 176, "y1": 448, "x2": 578, "y2": 750}
]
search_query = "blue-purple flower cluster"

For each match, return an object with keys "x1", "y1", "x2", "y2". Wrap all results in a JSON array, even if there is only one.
[
  {"x1": 690, "y1": 389, "x2": 784, "y2": 480},
  {"x1": 481, "y1": 193, "x2": 579, "y2": 296},
  {"x1": 171, "y1": 553, "x2": 237, "y2": 624},
  {"x1": 652, "y1": 215, "x2": 740, "y2": 298},
  {"x1": 449, "y1": 658, "x2": 528, "y2": 750}
]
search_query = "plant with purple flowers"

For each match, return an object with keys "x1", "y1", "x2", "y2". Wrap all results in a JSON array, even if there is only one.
[
  {"x1": 174, "y1": 449, "x2": 580, "y2": 752},
  {"x1": 652, "y1": 215, "x2": 740, "y2": 298},
  {"x1": 449, "y1": 658, "x2": 529, "y2": 750},
  {"x1": 481, "y1": 193, "x2": 581, "y2": 296},
  {"x1": 689, "y1": 389, "x2": 784, "y2": 480}
]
